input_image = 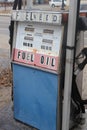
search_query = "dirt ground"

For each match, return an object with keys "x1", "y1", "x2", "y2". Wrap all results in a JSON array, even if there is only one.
[
  {"x1": 0, "y1": 68, "x2": 12, "y2": 109},
  {"x1": 0, "y1": 33, "x2": 12, "y2": 109}
]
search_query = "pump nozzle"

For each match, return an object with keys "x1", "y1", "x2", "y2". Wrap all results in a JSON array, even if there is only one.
[{"x1": 75, "y1": 48, "x2": 87, "y2": 75}]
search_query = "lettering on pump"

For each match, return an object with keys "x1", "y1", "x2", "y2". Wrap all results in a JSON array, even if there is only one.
[
  {"x1": 39, "y1": 13, "x2": 42, "y2": 21},
  {"x1": 41, "y1": 56, "x2": 44, "y2": 64},
  {"x1": 53, "y1": 15, "x2": 58, "y2": 22},
  {"x1": 40, "y1": 55, "x2": 56, "y2": 67},
  {"x1": 46, "y1": 15, "x2": 49, "y2": 21},
  {"x1": 17, "y1": 51, "x2": 34, "y2": 62}
]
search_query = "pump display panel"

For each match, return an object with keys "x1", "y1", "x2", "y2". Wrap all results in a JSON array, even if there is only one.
[
  {"x1": 13, "y1": 22, "x2": 63, "y2": 72},
  {"x1": 12, "y1": 10, "x2": 63, "y2": 73}
]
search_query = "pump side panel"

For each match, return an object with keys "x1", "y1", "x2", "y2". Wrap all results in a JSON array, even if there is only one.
[{"x1": 13, "y1": 63, "x2": 58, "y2": 130}]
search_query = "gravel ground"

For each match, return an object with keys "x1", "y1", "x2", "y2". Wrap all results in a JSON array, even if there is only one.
[{"x1": 0, "y1": 101, "x2": 32, "y2": 130}]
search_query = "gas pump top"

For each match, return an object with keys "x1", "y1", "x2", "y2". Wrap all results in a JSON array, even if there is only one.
[
  {"x1": 11, "y1": 9, "x2": 64, "y2": 74},
  {"x1": 11, "y1": 9, "x2": 87, "y2": 25},
  {"x1": 11, "y1": 7, "x2": 87, "y2": 75},
  {"x1": 11, "y1": 10, "x2": 62, "y2": 25}
]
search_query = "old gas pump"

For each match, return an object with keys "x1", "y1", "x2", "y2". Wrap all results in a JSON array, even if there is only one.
[
  {"x1": 11, "y1": 2, "x2": 64, "y2": 130},
  {"x1": 9, "y1": 0, "x2": 87, "y2": 130}
]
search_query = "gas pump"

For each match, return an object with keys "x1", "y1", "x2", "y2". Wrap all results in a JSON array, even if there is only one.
[
  {"x1": 9, "y1": 0, "x2": 87, "y2": 130},
  {"x1": 11, "y1": 12, "x2": 63, "y2": 130},
  {"x1": 10, "y1": 3, "x2": 64, "y2": 130}
]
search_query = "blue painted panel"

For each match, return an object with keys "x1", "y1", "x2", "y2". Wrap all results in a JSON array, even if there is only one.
[{"x1": 13, "y1": 64, "x2": 58, "y2": 130}]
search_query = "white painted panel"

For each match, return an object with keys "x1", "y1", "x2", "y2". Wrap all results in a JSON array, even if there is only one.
[
  {"x1": 11, "y1": 10, "x2": 62, "y2": 25},
  {"x1": 15, "y1": 22, "x2": 63, "y2": 56}
]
